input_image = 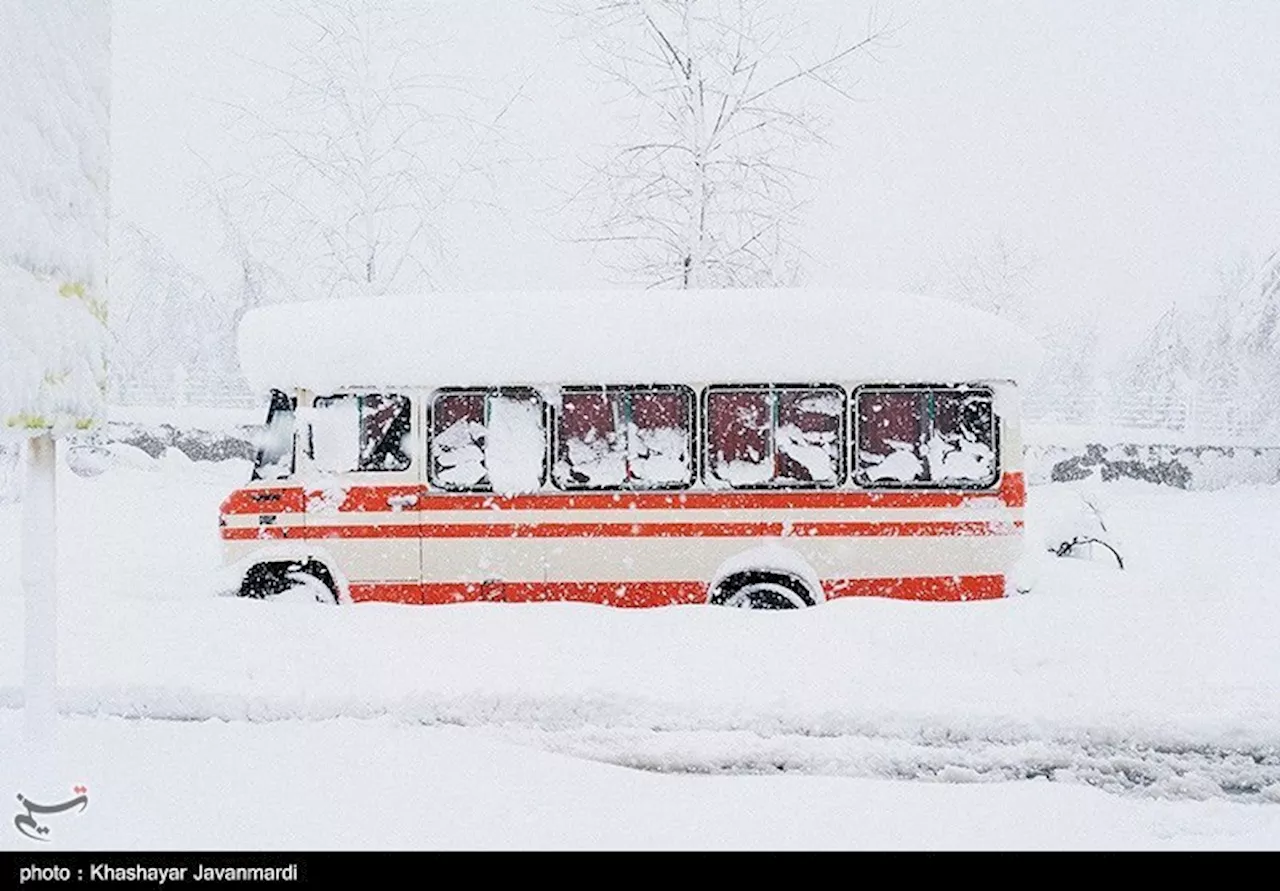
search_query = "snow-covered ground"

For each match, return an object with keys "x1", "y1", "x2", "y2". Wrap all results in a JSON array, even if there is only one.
[
  {"x1": 2, "y1": 453, "x2": 1279, "y2": 849},
  {"x1": 4, "y1": 713, "x2": 1277, "y2": 850}
]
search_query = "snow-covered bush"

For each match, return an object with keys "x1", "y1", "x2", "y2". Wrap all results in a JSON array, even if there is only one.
[
  {"x1": 0, "y1": 1, "x2": 112, "y2": 436},
  {"x1": 1027, "y1": 486, "x2": 1124, "y2": 570},
  {"x1": 1026, "y1": 441, "x2": 1280, "y2": 490}
]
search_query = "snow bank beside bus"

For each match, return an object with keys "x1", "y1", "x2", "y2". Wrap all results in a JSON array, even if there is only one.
[{"x1": 238, "y1": 289, "x2": 1043, "y2": 394}]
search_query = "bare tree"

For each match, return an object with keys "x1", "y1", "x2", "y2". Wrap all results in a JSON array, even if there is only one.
[
  {"x1": 1224, "y1": 247, "x2": 1280, "y2": 436},
  {"x1": 941, "y1": 234, "x2": 1040, "y2": 323},
  {"x1": 558, "y1": 0, "x2": 892, "y2": 288},
  {"x1": 225, "y1": 0, "x2": 503, "y2": 298},
  {"x1": 1102, "y1": 248, "x2": 1280, "y2": 440}
]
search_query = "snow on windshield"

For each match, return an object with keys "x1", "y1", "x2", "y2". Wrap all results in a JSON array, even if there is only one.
[{"x1": 251, "y1": 390, "x2": 296, "y2": 482}]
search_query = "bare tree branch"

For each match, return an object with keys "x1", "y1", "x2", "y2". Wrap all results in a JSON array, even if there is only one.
[
  {"x1": 218, "y1": 0, "x2": 510, "y2": 298},
  {"x1": 556, "y1": 0, "x2": 890, "y2": 288}
]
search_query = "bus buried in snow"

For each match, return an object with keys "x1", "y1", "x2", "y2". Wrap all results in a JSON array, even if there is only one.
[{"x1": 220, "y1": 289, "x2": 1042, "y2": 609}]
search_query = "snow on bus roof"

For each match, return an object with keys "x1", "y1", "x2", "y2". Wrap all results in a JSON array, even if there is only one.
[{"x1": 238, "y1": 289, "x2": 1043, "y2": 394}]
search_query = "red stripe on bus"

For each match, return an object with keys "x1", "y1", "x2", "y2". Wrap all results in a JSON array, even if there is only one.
[
  {"x1": 222, "y1": 519, "x2": 1022, "y2": 541},
  {"x1": 346, "y1": 575, "x2": 1005, "y2": 607},
  {"x1": 348, "y1": 580, "x2": 708, "y2": 607},
  {"x1": 411, "y1": 521, "x2": 1020, "y2": 538},
  {"x1": 221, "y1": 472, "x2": 1026, "y2": 516},
  {"x1": 823, "y1": 574, "x2": 1005, "y2": 602},
  {"x1": 221, "y1": 526, "x2": 297, "y2": 540},
  {"x1": 306, "y1": 485, "x2": 423, "y2": 513},
  {"x1": 297, "y1": 524, "x2": 423, "y2": 539},
  {"x1": 1000, "y1": 472, "x2": 1026, "y2": 508},
  {"x1": 220, "y1": 487, "x2": 306, "y2": 515}
]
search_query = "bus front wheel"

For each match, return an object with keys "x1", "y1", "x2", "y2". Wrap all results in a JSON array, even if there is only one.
[{"x1": 240, "y1": 561, "x2": 339, "y2": 605}]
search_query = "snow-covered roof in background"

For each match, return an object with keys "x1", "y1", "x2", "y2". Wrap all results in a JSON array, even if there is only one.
[{"x1": 239, "y1": 289, "x2": 1043, "y2": 393}]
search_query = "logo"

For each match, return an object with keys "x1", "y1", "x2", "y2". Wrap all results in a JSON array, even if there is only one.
[{"x1": 13, "y1": 787, "x2": 89, "y2": 842}]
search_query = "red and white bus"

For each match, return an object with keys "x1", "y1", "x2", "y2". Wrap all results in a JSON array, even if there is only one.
[{"x1": 220, "y1": 289, "x2": 1039, "y2": 609}]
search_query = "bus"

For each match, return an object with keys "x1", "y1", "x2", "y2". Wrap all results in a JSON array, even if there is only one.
[{"x1": 219, "y1": 289, "x2": 1040, "y2": 609}]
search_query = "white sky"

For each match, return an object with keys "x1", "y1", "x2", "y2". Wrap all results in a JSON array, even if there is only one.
[{"x1": 111, "y1": 0, "x2": 1280, "y2": 346}]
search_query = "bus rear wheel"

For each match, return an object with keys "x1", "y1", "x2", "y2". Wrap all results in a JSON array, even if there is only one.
[{"x1": 710, "y1": 571, "x2": 815, "y2": 610}]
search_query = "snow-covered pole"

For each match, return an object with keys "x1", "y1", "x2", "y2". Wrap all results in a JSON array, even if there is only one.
[
  {"x1": 20, "y1": 434, "x2": 57, "y2": 749},
  {"x1": 0, "y1": 0, "x2": 112, "y2": 783}
]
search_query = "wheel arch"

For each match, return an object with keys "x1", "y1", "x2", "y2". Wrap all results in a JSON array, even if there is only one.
[
  {"x1": 707, "y1": 544, "x2": 825, "y2": 607},
  {"x1": 222, "y1": 544, "x2": 352, "y2": 604}
]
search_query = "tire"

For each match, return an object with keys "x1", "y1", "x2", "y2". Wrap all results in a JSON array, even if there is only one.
[
  {"x1": 709, "y1": 570, "x2": 817, "y2": 610},
  {"x1": 239, "y1": 562, "x2": 290, "y2": 600},
  {"x1": 239, "y1": 561, "x2": 339, "y2": 605}
]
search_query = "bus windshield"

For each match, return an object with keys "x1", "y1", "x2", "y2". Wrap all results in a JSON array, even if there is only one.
[{"x1": 251, "y1": 389, "x2": 296, "y2": 482}]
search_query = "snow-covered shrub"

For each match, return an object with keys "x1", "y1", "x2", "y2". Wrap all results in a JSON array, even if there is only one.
[
  {"x1": 0, "y1": 2, "x2": 112, "y2": 436},
  {"x1": 1028, "y1": 486, "x2": 1124, "y2": 570},
  {"x1": 1028, "y1": 441, "x2": 1280, "y2": 490}
]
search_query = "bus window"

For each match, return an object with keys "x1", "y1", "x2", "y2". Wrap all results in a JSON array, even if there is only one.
[
  {"x1": 553, "y1": 386, "x2": 694, "y2": 490},
  {"x1": 705, "y1": 389, "x2": 772, "y2": 487},
  {"x1": 705, "y1": 386, "x2": 844, "y2": 489},
  {"x1": 430, "y1": 389, "x2": 546, "y2": 494},
  {"x1": 854, "y1": 386, "x2": 996, "y2": 487},
  {"x1": 431, "y1": 392, "x2": 488, "y2": 489},
  {"x1": 776, "y1": 389, "x2": 843, "y2": 485},
  {"x1": 360, "y1": 394, "x2": 413, "y2": 471},
  {"x1": 311, "y1": 393, "x2": 412, "y2": 474},
  {"x1": 556, "y1": 390, "x2": 625, "y2": 488},
  {"x1": 627, "y1": 389, "x2": 694, "y2": 488}
]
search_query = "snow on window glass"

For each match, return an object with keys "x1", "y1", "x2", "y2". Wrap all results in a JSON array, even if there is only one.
[
  {"x1": 360, "y1": 394, "x2": 413, "y2": 472},
  {"x1": 555, "y1": 391, "x2": 625, "y2": 488},
  {"x1": 554, "y1": 387, "x2": 693, "y2": 490},
  {"x1": 485, "y1": 394, "x2": 547, "y2": 495},
  {"x1": 311, "y1": 395, "x2": 361, "y2": 474},
  {"x1": 430, "y1": 389, "x2": 545, "y2": 493},
  {"x1": 705, "y1": 387, "x2": 844, "y2": 489},
  {"x1": 626, "y1": 390, "x2": 693, "y2": 487},
  {"x1": 775, "y1": 390, "x2": 842, "y2": 485},
  {"x1": 706, "y1": 390, "x2": 772, "y2": 487},
  {"x1": 311, "y1": 393, "x2": 412, "y2": 474},
  {"x1": 854, "y1": 387, "x2": 996, "y2": 487},
  {"x1": 431, "y1": 393, "x2": 488, "y2": 489}
]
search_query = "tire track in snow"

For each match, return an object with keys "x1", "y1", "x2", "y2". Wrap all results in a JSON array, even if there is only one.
[
  {"x1": 503, "y1": 726, "x2": 1280, "y2": 802},
  {"x1": 3, "y1": 685, "x2": 1278, "y2": 802}
]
